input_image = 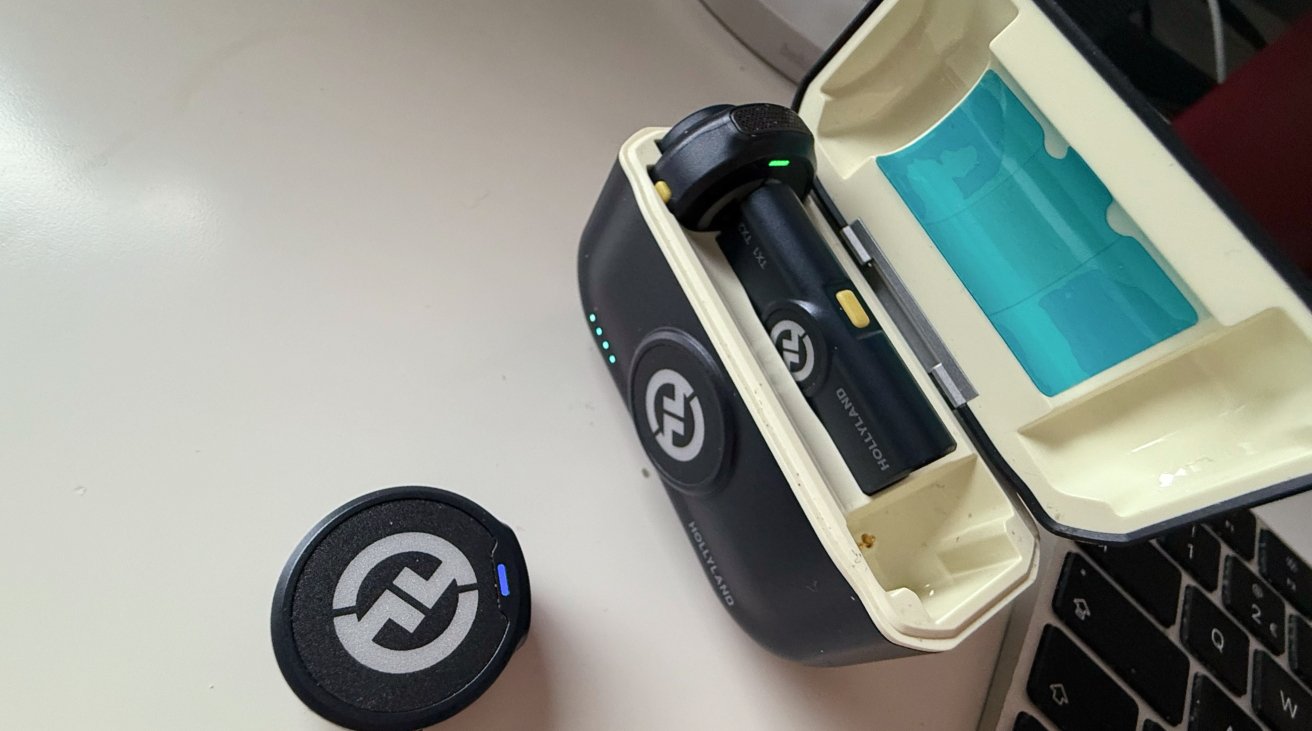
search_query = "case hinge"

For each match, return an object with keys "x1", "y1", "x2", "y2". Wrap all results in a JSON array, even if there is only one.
[{"x1": 841, "y1": 220, "x2": 977, "y2": 408}]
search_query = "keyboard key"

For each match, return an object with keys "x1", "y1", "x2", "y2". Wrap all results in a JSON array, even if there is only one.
[
  {"x1": 1253, "y1": 651, "x2": 1312, "y2": 731},
  {"x1": 1210, "y1": 510, "x2": 1257, "y2": 561},
  {"x1": 1188, "y1": 674, "x2": 1260, "y2": 731},
  {"x1": 1159, "y1": 524, "x2": 1221, "y2": 592},
  {"x1": 1182, "y1": 586, "x2": 1251, "y2": 694},
  {"x1": 1013, "y1": 711, "x2": 1048, "y2": 731},
  {"x1": 1082, "y1": 541, "x2": 1182, "y2": 626},
  {"x1": 1054, "y1": 553, "x2": 1189, "y2": 725},
  {"x1": 1027, "y1": 625, "x2": 1138, "y2": 731},
  {"x1": 1293, "y1": 615, "x2": 1312, "y2": 687},
  {"x1": 1259, "y1": 531, "x2": 1312, "y2": 616},
  {"x1": 1223, "y1": 556, "x2": 1286, "y2": 653}
]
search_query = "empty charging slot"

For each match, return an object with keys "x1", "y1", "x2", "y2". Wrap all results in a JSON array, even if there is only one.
[{"x1": 846, "y1": 456, "x2": 1032, "y2": 630}]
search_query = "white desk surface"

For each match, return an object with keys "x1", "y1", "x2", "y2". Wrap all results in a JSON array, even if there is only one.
[{"x1": 2, "y1": 2, "x2": 1309, "y2": 729}]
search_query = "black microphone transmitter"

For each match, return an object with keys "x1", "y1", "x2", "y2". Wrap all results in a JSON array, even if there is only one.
[{"x1": 651, "y1": 104, "x2": 954, "y2": 494}]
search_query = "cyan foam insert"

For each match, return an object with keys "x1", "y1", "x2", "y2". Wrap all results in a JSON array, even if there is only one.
[{"x1": 877, "y1": 70, "x2": 1197, "y2": 396}]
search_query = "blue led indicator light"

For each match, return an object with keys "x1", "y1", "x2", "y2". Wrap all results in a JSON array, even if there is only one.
[
  {"x1": 588, "y1": 313, "x2": 597, "y2": 323},
  {"x1": 594, "y1": 327, "x2": 603, "y2": 336},
  {"x1": 602, "y1": 340, "x2": 610, "y2": 350},
  {"x1": 608, "y1": 355, "x2": 617, "y2": 364},
  {"x1": 496, "y1": 563, "x2": 510, "y2": 597}
]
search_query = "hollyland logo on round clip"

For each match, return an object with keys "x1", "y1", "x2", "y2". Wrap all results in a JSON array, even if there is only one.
[
  {"x1": 769, "y1": 319, "x2": 814, "y2": 383},
  {"x1": 645, "y1": 368, "x2": 704, "y2": 462},
  {"x1": 271, "y1": 486, "x2": 530, "y2": 731},
  {"x1": 332, "y1": 532, "x2": 478, "y2": 674}
]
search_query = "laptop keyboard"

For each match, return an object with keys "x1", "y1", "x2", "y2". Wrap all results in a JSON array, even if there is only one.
[{"x1": 1000, "y1": 509, "x2": 1312, "y2": 730}]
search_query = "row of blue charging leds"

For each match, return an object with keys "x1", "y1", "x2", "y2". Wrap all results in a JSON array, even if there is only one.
[{"x1": 588, "y1": 312, "x2": 617, "y2": 365}]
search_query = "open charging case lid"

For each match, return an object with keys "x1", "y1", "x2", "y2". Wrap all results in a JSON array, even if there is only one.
[
  {"x1": 614, "y1": 0, "x2": 1311, "y2": 651},
  {"x1": 792, "y1": 0, "x2": 1312, "y2": 543}
]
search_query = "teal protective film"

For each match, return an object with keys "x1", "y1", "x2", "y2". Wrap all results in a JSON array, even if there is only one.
[{"x1": 877, "y1": 70, "x2": 1197, "y2": 396}]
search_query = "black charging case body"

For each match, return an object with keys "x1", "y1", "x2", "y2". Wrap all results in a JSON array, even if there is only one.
[{"x1": 578, "y1": 163, "x2": 914, "y2": 665}]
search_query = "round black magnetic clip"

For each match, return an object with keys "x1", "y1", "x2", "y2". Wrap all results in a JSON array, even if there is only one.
[
  {"x1": 651, "y1": 103, "x2": 816, "y2": 232},
  {"x1": 271, "y1": 486, "x2": 530, "y2": 731}
]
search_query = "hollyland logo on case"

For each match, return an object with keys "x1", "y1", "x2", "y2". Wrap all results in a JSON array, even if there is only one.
[
  {"x1": 770, "y1": 319, "x2": 815, "y2": 383},
  {"x1": 645, "y1": 368, "x2": 705, "y2": 462},
  {"x1": 332, "y1": 532, "x2": 479, "y2": 674},
  {"x1": 688, "y1": 520, "x2": 734, "y2": 606}
]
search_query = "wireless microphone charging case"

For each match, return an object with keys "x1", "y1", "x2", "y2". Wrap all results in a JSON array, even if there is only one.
[{"x1": 578, "y1": 0, "x2": 1312, "y2": 665}]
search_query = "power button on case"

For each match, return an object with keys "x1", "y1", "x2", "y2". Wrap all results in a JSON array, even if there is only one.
[{"x1": 628, "y1": 329, "x2": 733, "y2": 495}]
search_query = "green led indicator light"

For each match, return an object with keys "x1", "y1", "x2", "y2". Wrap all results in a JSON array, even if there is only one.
[
  {"x1": 608, "y1": 355, "x2": 617, "y2": 364},
  {"x1": 588, "y1": 313, "x2": 597, "y2": 323},
  {"x1": 768, "y1": 159, "x2": 791, "y2": 167},
  {"x1": 594, "y1": 327, "x2": 603, "y2": 336},
  {"x1": 602, "y1": 341, "x2": 610, "y2": 350}
]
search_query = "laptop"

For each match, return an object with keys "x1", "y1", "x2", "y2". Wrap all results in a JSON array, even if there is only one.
[{"x1": 979, "y1": 502, "x2": 1312, "y2": 730}]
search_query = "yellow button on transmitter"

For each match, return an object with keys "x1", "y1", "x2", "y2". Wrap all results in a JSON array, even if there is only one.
[{"x1": 835, "y1": 289, "x2": 870, "y2": 328}]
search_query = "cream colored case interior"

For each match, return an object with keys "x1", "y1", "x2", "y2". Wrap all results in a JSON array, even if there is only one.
[
  {"x1": 618, "y1": 0, "x2": 1311, "y2": 652},
  {"x1": 621, "y1": 127, "x2": 1038, "y2": 652},
  {"x1": 796, "y1": 0, "x2": 1312, "y2": 538}
]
